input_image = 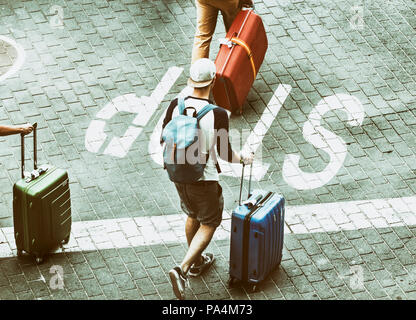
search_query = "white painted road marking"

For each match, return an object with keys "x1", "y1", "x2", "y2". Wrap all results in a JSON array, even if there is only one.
[
  {"x1": 85, "y1": 66, "x2": 183, "y2": 158},
  {"x1": 218, "y1": 84, "x2": 292, "y2": 181},
  {"x1": 282, "y1": 94, "x2": 365, "y2": 190},
  {"x1": 1, "y1": 196, "x2": 415, "y2": 258},
  {"x1": 87, "y1": 65, "x2": 367, "y2": 189},
  {"x1": 0, "y1": 35, "x2": 25, "y2": 83},
  {"x1": 49, "y1": 5, "x2": 64, "y2": 29}
]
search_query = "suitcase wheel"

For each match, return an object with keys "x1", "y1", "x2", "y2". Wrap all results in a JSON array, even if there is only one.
[
  {"x1": 62, "y1": 235, "x2": 70, "y2": 245},
  {"x1": 232, "y1": 108, "x2": 243, "y2": 116},
  {"x1": 228, "y1": 277, "x2": 236, "y2": 288},
  {"x1": 35, "y1": 256, "x2": 43, "y2": 264},
  {"x1": 250, "y1": 284, "x2": 257, "y2": 293}
]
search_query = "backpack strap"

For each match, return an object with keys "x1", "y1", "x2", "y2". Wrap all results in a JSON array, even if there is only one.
[
  {"x1": 196, "y1": 104, "x2": 216, "y2": 121},
  {"x1": 195, "y1": 104, "x2": 222, "y2": 174},
  {"x1": 178, "y1": 98, "x2": 186, "y2": 115}
]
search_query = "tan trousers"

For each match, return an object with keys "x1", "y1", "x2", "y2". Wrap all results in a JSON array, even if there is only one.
[{"x1": 192, "y1": 0, "x2": 241, "y2": 63}]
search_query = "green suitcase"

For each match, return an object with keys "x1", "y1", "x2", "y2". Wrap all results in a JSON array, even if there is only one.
[{"x1": 13, "y1": 123, "x2": 71, "y2": 264}]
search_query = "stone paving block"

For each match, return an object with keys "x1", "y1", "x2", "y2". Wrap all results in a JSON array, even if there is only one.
[
  {"x1": 0, "y1": 259, "x2": 23, "y2": 276},
  {"x1": 300, "y1": 264, "x2": 324, "y2": 283},
  {"x1": 72, "y1": 260, "x2": 96, "y2": 282},
  {"x1": 350, "y1": 238, "x2": 374, "y2": 255},
  {"x1": 146, "y1": 265, "x2": 168, "y2": 286},
  {"x1": 20, "y1": 263, "x2": 42, "y2": 282},
  {"x1": 135, "y1": 277, "x2": 158, "y2": 296},
  {"x1": 371, "y1": 242, "x2": 396, "y2": 262},
  {"x1": 16, "y1": 290, "x2": 35, "y2": 300},
  {"x1": 382, "y1": 259, "x2": 408, "y2": 278},
  {"x1": 383, "y1": 284, "x2": 406, "y2": 300},
  {"x1": 320, "y1": 243, "x2": 343, "y2": 260},
  {"x1": 81, "y1": 278, "x2": 104, "y2": 297},
  {"x1": 395, "y1": 275, "x2": 416, "y2": 294},
  {"x1": 359, "y1": 228, "x2": 384, "y2": 245},
  {"x1": 8, "y1": 274, "x2": 30, "y2": 293},
  {"x1": 365, "y1": 280, "x2": 388, "y2": 299},
  {"x1": 311, "y1": 254, "x2": 334, "y2": 272},
  {"x1": 381, "y1": 231, "x2": 405, "y2": 250},
  {"x1": 291, "y1": 274, "x2": 315, "y2": 294},
  {"x1": 117, "y1": 247, "x2": 139, "y2": 264},
  {"x1": 104, "y1": 256, "x2": 128, "y2": 275},
  {"x1": 0, "y1": 286, "x2": 17, "y2": 300},
  {"x1": 361, "y1": 252, "x2": 385, "y2": 272},
  {"x1": 281, "y1": 259, "x2": 304, "y2": 278},
  {"x1": 289, "y1": 249, "x2": 312, "y2": 267},
  {"x1": 69, "y1": 289, "x2": 89, "y2": 300},
  {"x1": 394, "y1": 247, "x2": 416, "y2": 266},
  {"x1": 300, "y1": 238, "x2": 322, "y2": 256},
  {"x1": 280, "y1": 285, "x2": 301, "y2": 300},
  {"x1": 93, "y1": 267, "x2": 115, "y2": 286},
  {"x1": 28, "y1": 280, "x2": 51, "y2": 299},
  {"x1": 63, "y1": 271, "x2": 83, "y2": 292},
  {"x1": 113, "y1": 272, "x2": 137, "y2": 291},
  {"x1": 329, "y1": 232, "x2": 352, "y2": 251}
]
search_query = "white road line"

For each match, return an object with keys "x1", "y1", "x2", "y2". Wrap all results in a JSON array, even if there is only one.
[
  {"x1": 1, "y1": 196, "x2": 415, "y2": 258},
  {"x1": 0, "y1": 35, "x2": 26, "y2": 83},
  {"x1": 282, "y1": 94, "x2": 365, "y2": 190},
  {"x1": 85, "y1": 66, "x2": 183, "y2": 158},
  {"x1": 218, "y1": 84, "x2": 292, "y2": 181}
]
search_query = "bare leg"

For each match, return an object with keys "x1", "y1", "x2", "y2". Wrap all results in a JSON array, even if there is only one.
[
  {"x1": 181, "y1": 224, "x2": 216, "y2": 274},
  {"x1": 185, "y1": 217, "x2": 202, "y2": 265}
]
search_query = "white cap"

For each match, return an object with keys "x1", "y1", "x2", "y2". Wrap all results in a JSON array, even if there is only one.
[{"x1": 187, "y1": 58, "x2": 216, "y2": 88}]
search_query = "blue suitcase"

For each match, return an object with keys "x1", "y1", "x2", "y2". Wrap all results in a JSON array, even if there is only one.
[{"x1": 228, "y1": 164, "x2": 285, "y2": 291}]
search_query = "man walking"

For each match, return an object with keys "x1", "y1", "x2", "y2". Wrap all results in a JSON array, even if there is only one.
[
  {"x1": 192, "y1": 0, "x2": 253, "y2": 63},
  {"x1": 161, "y1": 58, "x2": 253, "y2": 300}
]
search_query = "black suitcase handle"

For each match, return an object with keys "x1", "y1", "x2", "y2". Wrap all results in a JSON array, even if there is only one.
[{"x1": 20, "y1": 122, "x2": 37, "y2": 179}]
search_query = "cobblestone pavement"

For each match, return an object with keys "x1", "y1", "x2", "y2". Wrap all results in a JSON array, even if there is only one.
[{"x1": 0, "y1": 0, "x2": 415, "y2": 300}]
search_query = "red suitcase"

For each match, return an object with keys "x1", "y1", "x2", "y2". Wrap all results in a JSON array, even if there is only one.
[{"x1": 213, "y1": 8, "x2": 268, "y2": 114}]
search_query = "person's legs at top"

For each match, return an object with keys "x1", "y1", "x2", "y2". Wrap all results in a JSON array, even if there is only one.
[
  {"x1": 169, "y1": 182, "x2": 223, "y2": 299},
  {"x1": 180, "y1": 182, "x2": 223, "y2": 274},
  {"x1": 192, "y1": 0, "x2": 242, "y2": 63},
  {"x1": 192, "y1": 0, "x2": 219, "y2": 63},
  {"x1": 168, "y1": 221, "x2": 216, "y2": 300},
  {"x1": 217, "y1": 0, "x2": 240, "y2": 32},
  {"x1": 184, "y1": 216, "x2": 202, "y2": 266},
  {"x1": 181, "y1": 222, "x2": 216, "y2": 274}
]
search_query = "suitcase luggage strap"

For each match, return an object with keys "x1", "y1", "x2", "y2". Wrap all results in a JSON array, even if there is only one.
[{"x1": 223, "y1": 37, "x2": 257, "y2": 81}]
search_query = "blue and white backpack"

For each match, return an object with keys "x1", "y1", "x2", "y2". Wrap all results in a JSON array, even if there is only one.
[{"x1": 162, "y1": 98, "x2": 217, "y2": 183}]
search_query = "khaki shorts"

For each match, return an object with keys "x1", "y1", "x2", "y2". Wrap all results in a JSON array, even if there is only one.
[{"x1": 174, "y1": 181, "x2": 224, "y2": 228}]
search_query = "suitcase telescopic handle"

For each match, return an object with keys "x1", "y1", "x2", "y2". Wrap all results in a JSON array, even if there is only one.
[
  {"x1": 239, "y1": 163, "x2": 253, "y2": 206},
  {"x1": 20, "y1": 122, "x2": 37, "y2": 179}
]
